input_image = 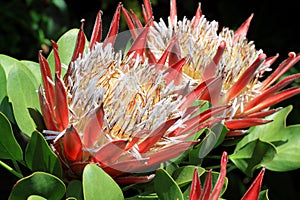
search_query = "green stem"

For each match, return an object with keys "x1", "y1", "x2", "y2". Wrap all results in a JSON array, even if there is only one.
[
  {"x1": 12, "y1": 160, "x2": 22, "y2": 174},
  {"x1": 0, "y1": 160, "x2": 23, "y2": 179}
]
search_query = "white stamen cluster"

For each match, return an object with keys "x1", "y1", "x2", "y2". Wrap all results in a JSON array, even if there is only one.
[
  {"x1": 66, "y1": 42, "x2": 187, "y2": 148},
  {"x1": 147, "y1": 14, "x2": 272, "y2": 118}
]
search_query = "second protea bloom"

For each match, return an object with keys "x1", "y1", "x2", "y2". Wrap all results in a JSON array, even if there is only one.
[
  {"x1": 38, "y1": 4, "x2": 225, "y2": 184},
  {"x1": 123, "y1": 0, "x2": 300, "y2": 136}
]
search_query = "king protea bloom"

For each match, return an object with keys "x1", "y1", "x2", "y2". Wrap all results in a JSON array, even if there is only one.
[
  {"x1": 122, "y1": 0, "x2": 300, "y2": 136},
  {"x1": 38, "y1": 3, "x2": 226, "y2": 183},
  {"x1": 189, "y1": 152, "x2": 265, "y2": 200}
]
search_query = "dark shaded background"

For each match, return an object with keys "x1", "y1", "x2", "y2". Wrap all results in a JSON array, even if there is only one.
[{"x1": 0, "y1": 0, "x2": 300, "y2": 199}]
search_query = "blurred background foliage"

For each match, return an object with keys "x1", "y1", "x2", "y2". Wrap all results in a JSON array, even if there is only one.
[{"x1": 0, "y1": 0, "x2": 299, "y2": 199}]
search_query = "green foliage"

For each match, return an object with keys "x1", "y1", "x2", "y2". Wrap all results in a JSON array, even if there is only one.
[
  {"x1": 0, "y1": 112, "x2": 23, "y2": 161},
  {"x1": 25, "y1": 131, "x2": 62, "y2": 178},
  {"x1": 8, "y1": 172, "x2": 66, "y2": 200},
  {"x1": 83, "y1": 164, "x2": 124, "y2": 200},
  {"x1": 231, "y1": 106, "x2": 300, "y2": 175}
]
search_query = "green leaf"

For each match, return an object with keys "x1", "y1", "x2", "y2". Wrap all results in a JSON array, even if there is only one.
[
  {"x1": 172, "y1": 165, "x2": 205, "y2": 187},
  {"x1": 0, "y1": 112, "x2": 23, "y2": 160},
  {"x1": 83, "y1": 164, "x2": 124, "y2": 200},
  {"x1": 234, "y1": 106, "x2": 300, "y2": 172},
  {"x1": 8, "y1": 172, "x2": 66, "y2": 200},
  {"x1": 154, "y1": 168, "x2": 184, "y2": 200},
  {"x1": 7, "y1": 64, "x2": 40, "y2": 137},
  {"x1": 20, "y1": 60, "x2": 42, "y2": 84},
  {"x1": 25, "y1": 131, "x2": 62, "y2": 178},
  {"x1": 0, "y1": 64, "x2": 6, "y2": 102},
  {"x1": 258, "y1": 189, "x2": 269, "y2": 200},
  {"x1": 66, "y1": 180, "x2": 83, "y2": 200},
  {"x1": 47, "y1": 29, "x2": 88, "y2": 78},
  {"x1": 27, "y1": 195, "x2": 47, "y2": 200},
  {"x1": 230, "y1": 139, "x2": 276, "y2": 176}
]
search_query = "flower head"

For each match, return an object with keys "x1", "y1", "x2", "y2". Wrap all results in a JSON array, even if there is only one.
[
  {"x1": 38, "y1": 3, "x2": 225, "y2": 183},
  {"x1": 124, "y1": 0, "x2": 300, "y2": 136}
]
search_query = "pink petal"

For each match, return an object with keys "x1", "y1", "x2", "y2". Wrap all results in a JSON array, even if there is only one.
[
  {"x1": 233, "y1": 14, "x2": 253, "y2": 43},
  {"x1": 103, "y1": 3, "x2": 121, "y2": 48},
  {"x1": 70, "y1": 19, "x2": 86, "y2": 62},
  {"x1": 147, "y1": 141, "x2": 198, "y2": 166},
  {"x1": 200, "y1": 169, "x2": 212, "y2": 200},
  {"x1": 142, "y1": 0, "x2": 153, "y2": 23},
  {"x1": 138, "y1": 117, "x2": 179, "y2": 153},
  {"x1": 89, "y1": 11, "x2": 102, "y2": 50},
  {"x1": 39, "y1": 51, "x2": 55, "y2": 109},
  {"x1": 164, "y1": 57, "x2": 186, "y2": 85},
  {"x1": 227, "y1": 53, "x2": 266, "y2": 101},
  {"x1": 244, "y1": 87, "x2": 300, "y2": 115},
  {"x1": 262, "y1": 52, "x2": 300, "y2": 89},
  {"x1": 210, "y1": 151, "x2": 228, "y2": 200},
  {"x1": 51, "y1": 40, "x2": 61, "y2": 77},
  {"x1": 93, "y1": 140, "x2": 127, "y2": 165},
  {"x1": 241, "y1": 168, "x2": 265, "y2": 200},
  {"x1": 121, "y1": 7, "x2": 138, "y2": 39},
  {"x1": 38, "y1": 86, "x2": 56, "y2": 131},
  {"x1": 170, "y1": 0, "x2": 177, "y2": 28},
  {"x1": 192, "y1": 3, "x2": 202, "y2": 28},
  {"x1": 225, "y1": 118, "x2": 272, "y2": 130},
  {"x1": 155, "y1": 36, "x2": 178, "y2": 72},
  {"x1": 54, "y1": 74, "x2": 69, "y2": 131},
  {"x1": 126, "y1": 18, "x2": 152, "y2": 60},
  {"x1": 63, "y1": 126, "x2": 83, "y2": 163},
  {"x1": 83, "y1": 104, "x2": 104, "y2": 148},
  {"x1": 178, "y1": 77, "x2": 218, "y2": 111},
  {"x1": 203, "y1": 40, "x2": 226, "y2": 79},
  {"x1": 189, "y1": 168, "x2": 201, "y2": 200}
]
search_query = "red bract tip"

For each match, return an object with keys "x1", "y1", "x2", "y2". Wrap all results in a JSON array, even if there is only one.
[
  {"x1": 51, "y1": 40, "x2": 61, "y2": 77},
  {"x1": 233, "y1": 14, "x2": 253, "y2": 43},
  {"x1": 71, "y1": 19, "x2": 86, "y2": 62},
  {"x1": 142, "y1": 0, "x2": 153, "y2": 24},
  {"x1": 89, "y1": 10, "x2": 103, "y2": 50},
  {"x1": 189, "y1": 169, "x2": 201, "y2": 200},
  {"x1": 203, "y1": 40, "x2": 226, "y2": 80},
  {"x1": 227, "y1": 53, "x2": 266, "y2": 101},
  {"x1": 138, "y1": 117, "x2": 179, "y2": 153},
  {"x1": 63, "y1": 126, "x2": 83, "y2": 163},
  {"x1": 170, "y1": 0, "x2": 177, "y2": 28},
  {"x1": 192, "y1": 3, "x2": 202, "y2": 28},
  {"x1": 126, "y1": 18, "x2": 153, "y2": 60},
  {"x1": 83, "y1": 104, "x2": 104, "y2": 148},
  {"x1": 164, "y1": 57, "x2": 186, "y2": 85},
  {"x1": 210, "y1": 151, "x2": 228, "y2": 200},
  {"x1": 241, "y1": 168, "x2": 266, "y2": 200},
  {"x1": 103, "y1": 3, "x2": 121, "y2": 48}
]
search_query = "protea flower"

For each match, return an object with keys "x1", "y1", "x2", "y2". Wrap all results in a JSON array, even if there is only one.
[
  {"x1": 189, "y1": 152, "x2": 265, "y2": 200},
  {"x1": 123, "y1": 0, "x2": 300, "y2": 136},
  {"x1": 38, "y1": 3, "x2": 226, "y2": 184}
]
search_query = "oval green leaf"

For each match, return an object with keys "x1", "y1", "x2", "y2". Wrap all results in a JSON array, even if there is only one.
[
  {"x1": 25, "y1": 131, "x2": 62, "y2": 178},
  {"x1": 172, "y1": 165, "x2": 205, "y2": 187},
  {"x1": 8, "y1": 172, "x2": 65, "y2": 200},
  {"x1": 0, "y1": 112, "x2": 23, "y2": 160},
  {"x1": 7, "y1": 64, "x2": 40, "y2": 137},
  {"x1": 66, "y1": 180, "x2": 83, "y2": 200},
  {"x1": 83, "y1": 164, "x2": 124, "y2": 200},
  {"x1": 154, "y1": 168, "x2": 184, "y2": 200}
]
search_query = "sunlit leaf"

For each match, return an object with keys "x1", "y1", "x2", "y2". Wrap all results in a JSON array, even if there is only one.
[
  {"x1": 230, "y1": 139, "x2": 276, "y2": 176},
  {"x1": 154, "y1": 168, "x2": 184, "y2": 200},
  {"x1": 8, "y1": 172, "x2": 65, "y2": 200},
  {"x1": 83, "y1": 164, "x2": 124, "y2": 200},
  {"x1": 6, "y1": 63, "x2": 40, "y2": 137},
  {"x1": 0, "y1": 64, "x2": 6, "y2": 102},
  {"x1": 0, "y1": 112, "x2": 23, "y2": 160},
  {"x1": 27, "y1": 195, "x2": 47, "y2": 200},
  {"x1": 25, "y1": 131, "x2": 62, "y2": 178},
  {"x1": 233, "y1": 106, "x2": 300, "y2": 172},
  {"x1": 258, "y1": 190, "x2": 269, "y2": 200}
]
